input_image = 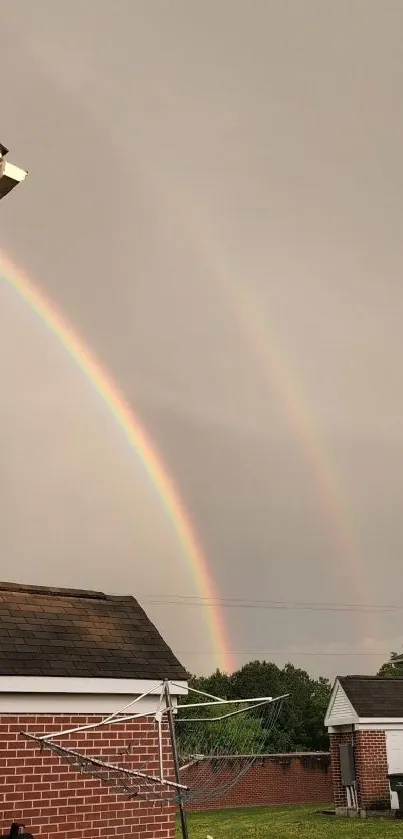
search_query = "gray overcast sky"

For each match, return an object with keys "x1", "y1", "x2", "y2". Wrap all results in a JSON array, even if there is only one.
[{"x1": 1, "y1": 0, "x2": 403, "y2": 679}]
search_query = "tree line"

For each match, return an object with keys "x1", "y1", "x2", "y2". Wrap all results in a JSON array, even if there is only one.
[
  {"x1": 180, "y1": 652, "x2": 400, "y2": 755},
  {"x1": 183, "y1": 660, "x2": 332, "y2": 754}
]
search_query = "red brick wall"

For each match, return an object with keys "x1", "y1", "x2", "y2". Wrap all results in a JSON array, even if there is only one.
[
  {"x1": 329, "y1": 731, "x2": 354, "y2": 809},
  {"x1": 182, "y1": 753, "x2": 331, "y2": 811},
  {"x1": 329, "y1": 730, "x2": 390, "y2": 812},
  {"x1": 0, "y1": 714, "x2": 176, "y2": 839},
  {"x1": 354, "y1": 730, "x2": 390, "y2": 811}
]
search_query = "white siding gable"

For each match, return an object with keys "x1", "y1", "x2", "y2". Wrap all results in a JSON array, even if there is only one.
[{"x1": 325, "y1": 679, "x2": 358, "y2": 727}]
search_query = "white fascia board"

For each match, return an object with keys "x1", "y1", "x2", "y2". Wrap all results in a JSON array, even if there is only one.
[
  {"x1": 326, "y1": 715, "x2": 359, "y2": 728},
  {"x1": 355, "y1": 719, "x2": 403, "y2": 731},
  {"x1": 359, "y1": 718, "x2": 403, "y2": 724},
  {"x1": 0, "y1": 677, "x2": 188, "y2": 696},
  {"x1": 328, "y1": 725, "x2": 354, "y2": 734},
  {"x1": 328, "y1": 720, "x2": 403, "y2": 733},
  {"x1": 0, "y1": 693, "x2": 168, "y2": 714},
  {"x1": 3, "y1": 160, "x2": 27, "y2": 182}
]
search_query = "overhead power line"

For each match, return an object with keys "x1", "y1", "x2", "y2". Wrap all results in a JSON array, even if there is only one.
[
  {"x1": 139, "y1": 594, "x2": 403, "y2": 614},
  {"x1": 175, "y1": 648, "x2": 394, "y2": 656}
]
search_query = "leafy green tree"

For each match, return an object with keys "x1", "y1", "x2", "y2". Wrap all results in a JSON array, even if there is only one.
[
  {"x1": 177, "y1": 701, "x2": 266, "y2": 758},
  {"x1": 378, "y1": 652, "x2": 403, "y2": 678},
  {"x1": 181, "y1": 661, "x2": 331, "y2": 755},
  {"x1": 229, "y1": 661, "x2": 331, "y2": 752},
  {"x1": 185, "y1": 669, "x2": 232, "y2": 700}
]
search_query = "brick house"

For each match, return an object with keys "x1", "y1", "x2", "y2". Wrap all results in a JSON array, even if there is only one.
[
  {"x1": 325, "y1": 675, "x2": 403, "y2": 816},
  {"x1": 0, "y1": 582, "x2": 188, "y2": 839}
]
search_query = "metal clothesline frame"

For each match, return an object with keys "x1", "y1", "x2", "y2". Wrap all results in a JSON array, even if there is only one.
[
  {"x1": 20, "y1": 680, "x2": 288, "y2": 839},
  {"x1": 176, "y1": 696, "x2": 289, "y2": 723},
  {"x1": 31, "y1": 683, "x2": 282, "y2": 742},
  {"x1": 35, "y1": 681, "x2": 168, "y2": 741},
  {"x1": 20, "y1": 731, "x2": 188, "y2": 792}
]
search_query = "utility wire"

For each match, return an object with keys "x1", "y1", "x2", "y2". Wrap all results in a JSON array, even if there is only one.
[
  {"x1": 175, "y1": 648, "x2": 394, "y2": 656},
  {"x1": 138, "y1": 595, "x2": 400, "y2": 659},
  {"x1": 139, "y1": 594, "x2": 403, "y2": 613}
]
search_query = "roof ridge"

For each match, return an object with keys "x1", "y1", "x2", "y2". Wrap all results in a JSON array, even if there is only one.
[
  {"x1": 339, "y1": 675, "x2": 384, "y2": 681},
  {"x1": 0, "y1": 582, "x2": 134, "y2": 601}
]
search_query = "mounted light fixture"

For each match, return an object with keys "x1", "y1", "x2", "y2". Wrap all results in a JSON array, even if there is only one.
[{"x1": 0, "y1": 141, "x2": 27, "y2": 200}]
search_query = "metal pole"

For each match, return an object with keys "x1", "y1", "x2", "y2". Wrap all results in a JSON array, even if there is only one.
[{"x1": 164, "y1": 679, "x2": 189, "y2": 839}]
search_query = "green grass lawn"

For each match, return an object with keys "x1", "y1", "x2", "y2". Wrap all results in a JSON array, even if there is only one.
[{"x1": 178, "y1": 805, "x2": 403, "y2": 838}]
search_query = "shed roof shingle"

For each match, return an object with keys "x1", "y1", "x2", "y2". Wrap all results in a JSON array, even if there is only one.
[
  {"x1": 339, "y1": 675, "x2": 403, "y2": 718},
  {"x1": 0, "y1": 582, "x2": 187, "y2": 680}
]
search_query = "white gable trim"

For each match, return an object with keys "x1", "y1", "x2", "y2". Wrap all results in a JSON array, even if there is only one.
[
  {"x1": 325, "y1": 678, "x2": 358, "y2": 728},
  {"x1": 0, "y1": 677, "x2": 188, "y2": 696}
]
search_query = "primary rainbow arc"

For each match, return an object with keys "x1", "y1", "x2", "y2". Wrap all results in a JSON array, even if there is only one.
[{"x1": 0, "y1": 251, "x2": 233, "y2": 674}]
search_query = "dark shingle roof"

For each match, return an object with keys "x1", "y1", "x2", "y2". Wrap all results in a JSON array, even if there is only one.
[
  {"x1": 339, "y1": 675, "x2": 403, "y2": 718},
  {"x1": 0, "y1": 582, "x2": 187, "y2": 680}
]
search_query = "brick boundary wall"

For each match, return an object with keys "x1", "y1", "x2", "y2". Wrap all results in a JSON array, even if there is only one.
[
  {"x1": 329, "y1": 730, "x2": 390, "y2": 813},
  {"x1": 181, "y1": 752, "x2": 331, "y2": 811},
  {"x1": 0, "y1": 714, "x2": 176, "y2": 839}
]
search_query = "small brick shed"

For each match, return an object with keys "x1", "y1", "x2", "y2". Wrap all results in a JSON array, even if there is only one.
[
  {"x1": 325, "y1": 675, "x2": 403, "y2": 816},
  {"x1": 0, "y1": 582, "x2": 188, "y2": 839}
]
